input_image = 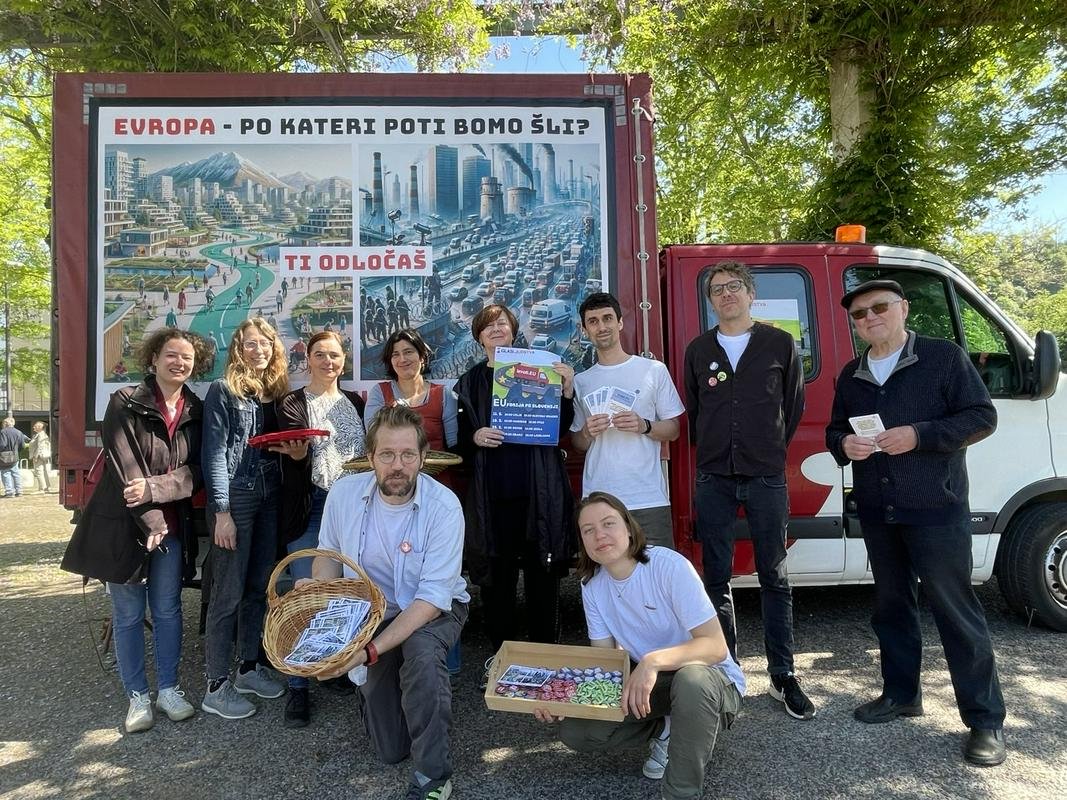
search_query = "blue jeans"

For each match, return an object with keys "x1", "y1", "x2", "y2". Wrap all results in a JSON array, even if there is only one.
[
  {"x1": 204, "y1": 464, "x2": 280, "y2": 679},
  {"x1": 1, "y1": 465, "x2": 22, "y2": 496},
  {"x1": 287, "y1": 486, "x2": 328, "y2": 689},
  {"x1": 862, "y1": 519, "x2": 1005, "y2": 729},
  {"x1": 108, "y1": 537, "x2": 183, "y2": 695},
  {"x1": 695, "y1": 471, "x2": 796, "y2": 675}
]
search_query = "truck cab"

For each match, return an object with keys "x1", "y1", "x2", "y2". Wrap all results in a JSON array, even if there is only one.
[{"x1": 660, "y1": 240, "x2": 1067, "y2": 630}]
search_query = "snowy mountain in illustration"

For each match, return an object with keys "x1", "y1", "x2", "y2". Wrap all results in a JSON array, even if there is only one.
[
  {"x1": 277, "y1": 171, "x2": 352, "y2": 193},
  {"x1": 152, "y1": 151, "x2": 289, "y2": 189},
  {"x1": 277, "y1": 171, "x2": 318, "y2": 190}
]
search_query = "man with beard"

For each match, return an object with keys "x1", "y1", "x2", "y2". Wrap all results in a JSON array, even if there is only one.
[{"x1": 306, "y1": 405, "x2": 468, "y2": 800}]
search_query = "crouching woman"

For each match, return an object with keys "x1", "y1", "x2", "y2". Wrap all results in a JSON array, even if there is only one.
[{"x1": 536, "y1": 492, "x2": 746, "y2": 800}]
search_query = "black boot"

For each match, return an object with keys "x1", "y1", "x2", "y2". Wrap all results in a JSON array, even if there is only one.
[{"x1": 284, "y1": 687, "x2": 310, "y2": 728}]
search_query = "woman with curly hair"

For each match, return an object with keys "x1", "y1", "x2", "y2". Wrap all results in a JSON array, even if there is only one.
[
  {"x1": 61, "y1": 327, "x2": 214, "y2": 733},
  {"x1": 200, "y1": 318, "x2": 300, "y2": 720}
]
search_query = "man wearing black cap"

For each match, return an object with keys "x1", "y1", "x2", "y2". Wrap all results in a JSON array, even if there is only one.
[{"x1": 825, "y1": 279, "x2": 1006, "y2": 767}]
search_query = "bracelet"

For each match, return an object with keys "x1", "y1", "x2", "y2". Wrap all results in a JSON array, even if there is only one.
[
  {"x1": 643, "y1": 418, "x2": 653, "y2": 435},
  {"x1": 365, "y1": 641, "x2": 379, "y2": 666}
]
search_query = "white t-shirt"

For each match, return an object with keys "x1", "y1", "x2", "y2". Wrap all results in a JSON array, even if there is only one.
[
  {"x1": 571, "y1": 356, "x2": 685, "y2": 509},
  {"x1": 361, "y1": 493, "x2": 416, "y2": 616},
  {"x1": 716, "y1": 330, "x2": 752, "y2": 371},
  {"x1": 581, "y1": 547, "x2": 747, "y2": 695},
  {"x1": 868, "y1": 344, "x2": 905, "y2": 386}
]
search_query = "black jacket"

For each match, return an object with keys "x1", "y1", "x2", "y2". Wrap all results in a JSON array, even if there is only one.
[
  {"x1": 684, "y1": 322, "x2": 804, "y2": 477},
  {"x1": 825, "y1": 331, "x2": 996, "y2": 525},
  {"x1": 454, "y1": 361, "x2": 576, "y2": 585},
  {"x1": 276, "y1": 387, "x2": 366, "y2": 551},
  {"x1": 61, "y1": 376, "x2": 203, "y2": 584}
]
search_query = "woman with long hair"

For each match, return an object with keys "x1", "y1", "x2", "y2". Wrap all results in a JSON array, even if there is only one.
[
  {"x1": 535, "y1": 492, "x2": 746, "y2": 798},
  {"x1": 200, "y1": 317, "x2": 297, "y2": 720},
  {"x1": 454, "y1": 304, "x2": 576, "y2": 652},
  {"x1": 276, "y1": 330, "x2": 367, "y2": 727},
  {"x1": 61, "y1": 327, "x2": 213, "y2": 732}
]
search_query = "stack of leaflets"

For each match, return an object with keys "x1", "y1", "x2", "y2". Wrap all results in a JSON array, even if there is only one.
[
  {"x1": 496, "y1": 664, "x2": 556, "y2": 688},
  {"x1": 285, "y1": 597, "x2": 372, "y2": 666},
  {"x1": 582, "y1": 386, "x2": 638, "y2": 421}
]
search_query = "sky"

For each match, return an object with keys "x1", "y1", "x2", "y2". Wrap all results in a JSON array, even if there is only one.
[{"x1": 478, "y1": 36, "x2": 1065, "y2": 236}]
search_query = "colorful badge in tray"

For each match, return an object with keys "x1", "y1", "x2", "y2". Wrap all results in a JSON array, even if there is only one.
[{"x1": 493, "y1": 665, "x2": 624, "y2": 707}]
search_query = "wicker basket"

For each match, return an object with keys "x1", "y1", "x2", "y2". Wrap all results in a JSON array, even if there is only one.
[
  {"x1": 343, "y1": 449, "x2": 462, "y2": 477},
  {"x1": 263, "y1": 548, "x2": 386, "y2": 678}
]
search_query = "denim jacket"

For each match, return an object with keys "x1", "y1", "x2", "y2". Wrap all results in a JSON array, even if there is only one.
[{"x1": 202, "y1": 379, "x2": 277, "y2": 512}]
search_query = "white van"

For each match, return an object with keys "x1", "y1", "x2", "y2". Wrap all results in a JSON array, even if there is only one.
[{"x1": 529, "y1": 298, "x2": 569, "y2": 331}]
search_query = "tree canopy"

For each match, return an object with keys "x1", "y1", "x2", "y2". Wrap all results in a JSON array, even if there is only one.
[
  {"x1": 0, "y1": 52, "x2": 51, "y2": 403},
  {"x1": 1, "y1": 0, "x2": 497, "y2": 72},
  {"x1": 552, "y1": 0, "x2": 1067, "y2": 249}
]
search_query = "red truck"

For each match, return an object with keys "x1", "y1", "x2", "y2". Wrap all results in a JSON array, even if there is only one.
[{"x1": 52, "y1": 72, "x2": 1066, "y2": 630}]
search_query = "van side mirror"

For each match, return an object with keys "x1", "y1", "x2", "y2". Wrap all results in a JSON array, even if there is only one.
[{"x1": 1030, "y1": 330, "x2": 1061, "y2": 400}]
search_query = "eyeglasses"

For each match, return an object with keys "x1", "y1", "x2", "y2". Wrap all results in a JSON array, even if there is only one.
[
  {"x1": 373, "y1": 450, "x2": 421, "y2": 465},
  {"x1": 242, "y1": 340, "x2": 274, "y2": 351},
  {"x1": 708, "y1": 279, "x2": 745, "y2": 296},
  {"x1": 849, "y1": 299, "x2": 904, "y2": 320}
]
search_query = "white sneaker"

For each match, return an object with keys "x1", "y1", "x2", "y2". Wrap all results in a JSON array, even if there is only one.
[
  {"x1": 157, "y1": 686, "x2": 196, "y2": 721},
  {"x1": 642, "y1": 734, "x2": 669, "y2": 779},
  {"x1": 125, "y1": 691, "x2": 154, "y2": 733}
]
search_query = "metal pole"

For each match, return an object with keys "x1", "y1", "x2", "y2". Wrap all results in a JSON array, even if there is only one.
[{"x1": 4, "y1": 268, "x2": 11, "y2": 418}]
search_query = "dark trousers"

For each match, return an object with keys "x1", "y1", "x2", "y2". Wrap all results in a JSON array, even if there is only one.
[
  {"x1": 479, "y1": 495, "x2": 561, "y2": 650},
  {"x1": 204, "y1": 467, "x2": 279, "y2": 678},
  {"x1": 561, "y1": 666, "x2": 741, "y2": 800},
  {"x1": 695, "y1": 471, "x2": 795, "y2": 675},
  {"x1": 862, "y1": 520, "x2": 1005, "y2": 729},
  {"x1": 359, "y1": 601, "x2": 468, "y2": 781}
]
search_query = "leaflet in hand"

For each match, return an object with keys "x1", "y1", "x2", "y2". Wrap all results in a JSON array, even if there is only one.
[
  {"x1": 490, "y1": 347, "x2": 563, "y2": 445},
  {"x1": 284, "y1": 597, "x2": 372, "y2": 666},
  {"x1": 848, "y1": 413, "x2": 886, "y2": 452},
  {"x1": 583, "y1": 386, "x2": 638, "y2": 422}
]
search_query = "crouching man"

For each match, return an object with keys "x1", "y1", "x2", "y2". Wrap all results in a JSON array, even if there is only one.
[{"x1": 308, "y1": 404, "x2": 469, "y2": 800}]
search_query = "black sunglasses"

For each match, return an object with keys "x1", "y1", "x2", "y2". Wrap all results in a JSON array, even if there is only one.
[{"x1": 849, "y1": 299, "x2": 903, "y2": 321}]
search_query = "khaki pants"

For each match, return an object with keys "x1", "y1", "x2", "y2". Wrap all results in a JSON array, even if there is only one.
[{"x1": 560, "y1": 664, "x2": 741, "y2": 799}]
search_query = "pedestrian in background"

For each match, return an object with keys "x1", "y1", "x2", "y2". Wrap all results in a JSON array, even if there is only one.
[
  {"x1": 0, "y1": 418, "x2": 29, "y2": 498},
  {"x1": 29, "y1": 421, "x2": 53, "y2": 493}
]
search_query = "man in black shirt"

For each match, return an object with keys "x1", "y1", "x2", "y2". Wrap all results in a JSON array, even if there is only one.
[
  {"x1": 825, "y1": 279, "x2": 1005, "y2": 767},
  {"x1": 683, "y1": 261, "x2": 814, "y2": 720}
]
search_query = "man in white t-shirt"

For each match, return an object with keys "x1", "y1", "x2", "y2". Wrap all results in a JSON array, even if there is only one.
[
  {"x1": 570, "y1": 292, "x2": 685, "y2": 548},
  {"x1": 307, "y1": 405, "x2": 469, "y2": 800}
]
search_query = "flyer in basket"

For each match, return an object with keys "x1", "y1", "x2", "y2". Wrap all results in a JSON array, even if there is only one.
[{"x1": 489, "y1": 347, "x2": 563, "y2": 445}]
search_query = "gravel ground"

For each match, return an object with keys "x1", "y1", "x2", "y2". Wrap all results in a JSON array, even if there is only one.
[{"x1": 0, "y1": 492, "x2": 1064, "y2": 800}]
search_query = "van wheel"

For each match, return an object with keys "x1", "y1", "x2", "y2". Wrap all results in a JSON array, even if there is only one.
[{"x1": 997, "y1": 503, "x2": 1067, "y2": 632}]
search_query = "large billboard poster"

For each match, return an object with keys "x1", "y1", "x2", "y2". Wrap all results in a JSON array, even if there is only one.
[{"x1": 92, "y1": 103, "x2": 609, "y2": 418}]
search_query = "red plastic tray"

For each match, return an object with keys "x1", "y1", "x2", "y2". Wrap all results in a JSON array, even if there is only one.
[{"x1": 248, "y1": 428, "x2": 330, "y2": 447}]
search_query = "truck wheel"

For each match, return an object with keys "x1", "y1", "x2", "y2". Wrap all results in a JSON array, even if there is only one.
[{"x1": 997, "y1": 503, "x2": 1067, "y2": 632}]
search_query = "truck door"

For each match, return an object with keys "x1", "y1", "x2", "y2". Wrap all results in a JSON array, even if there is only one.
[
  {"x1": 832, "y1": 260, "x2": 1048, "y2": 578},
  {"x1": 665, "y1": 250, "x2": 847, "y2": 582}
]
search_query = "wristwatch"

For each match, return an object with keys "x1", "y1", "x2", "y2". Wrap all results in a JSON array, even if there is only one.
[{"x1": 642, "y1": 418, "x2": 653, "y2": 435}]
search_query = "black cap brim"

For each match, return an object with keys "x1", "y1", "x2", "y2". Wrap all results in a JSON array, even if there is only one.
[{"x1": 841, "y1": 279, "x2": 906, "y2": 309}]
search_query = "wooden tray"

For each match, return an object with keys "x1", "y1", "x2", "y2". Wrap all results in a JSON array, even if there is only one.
[{"x1": 483, "y1": 641, "x2": 630, "y2": 722}]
